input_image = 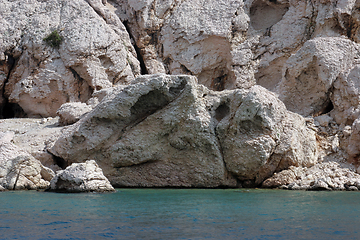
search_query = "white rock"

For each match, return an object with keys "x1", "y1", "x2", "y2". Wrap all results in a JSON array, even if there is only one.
[
  {"x1": 50, "y1": 74, "x2": 317, "y2": 187},
  {"x1": 49, "y1": 160, "x2": 115, "y2": 193},
  {"x1": 0, "y1": 0, "x2": 140, "y2": 117},
  {"x1": 56, "y1": 102, "x2": 93, "y2": 126},
  {"x1": 263, "y1": 161, "x2": 360, "y2": 191},
  {"x1": 0, "y1": 118, "x2": 63, "y2": 170},
  {"x1": 277, "y1": 37, "x2": 358, "y2": 117},
  {"x1": 315, "y1": 115, "x2": 333, "y2": 127},
  {"x1": 0, "y1": 140, "x2": 54, "y2": 190}
]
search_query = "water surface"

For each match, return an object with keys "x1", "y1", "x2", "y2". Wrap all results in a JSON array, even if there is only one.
[{"x1": 0, "y1": 189, "x2": 359, "y2": 239}]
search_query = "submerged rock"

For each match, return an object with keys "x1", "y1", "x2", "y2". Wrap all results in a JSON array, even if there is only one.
[{"x1": 48, "y1": 160, "x2": 115, "y2": 193}]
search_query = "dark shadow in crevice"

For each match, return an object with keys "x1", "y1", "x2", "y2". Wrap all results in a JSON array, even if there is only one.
[
  {"x1": 0, "y1": 55, "x2": 26, "y2": 119},
  {"x1": 49, "y1": 152, "x2": 69, "y2": 169},
  {"x1": 211, "y1": 74, "x2": 228, "y2": 91},
  {"x1": 215, "y1": 103, "x2": 230, "y2": 122},
  {"x1": 313, "y1": 98, "x2": 334, "y2": 117},
  {"x1": 69, "y1": 67, "x2": 93, "y2": 102},
  {"x1": 130, "y1": 90, "x2": 170, "y2": 121},
  {"x1": 250, "y1": 0, "x2": 289, "y2": 30},
  {"x1": 122, "y1": 21, "x2": 148, "y2": 75},
  {"x1": 2, "y1": 103, "x2": 26, "y2": 119}
]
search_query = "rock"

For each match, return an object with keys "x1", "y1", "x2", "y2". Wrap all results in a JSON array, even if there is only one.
[
  {"x1": 111, "y1": 0, "x2": 360, "y2": 95},
  {"x1": 0, "y1": 118, "x2": 63, "y2": 171},
  {"x1": 48, "y1": 160, "x2": 115, "y2": 193},
  {"x1": 0, "y1": 0, "x2": 140, "y2": 117},
  {"x1": 310, "y1": 179, "x2": 331, "y2": 191},
  {"x1": 314, "y1": 115, "x2": 333, "y2": 127},
  {"x1": 0, "y1": 132, "x2": 54, "y2": 190},
  {"x1": 276, "y1": 37, "x2": 358, "y2": 117},
  {"x1": 50, "y1": 74, "x2": 317, "y2": 187},
  {"x1": 262, "y1": 161, "x2": 360, "y2": 190},
  {"x1": 347, "y1": 117, "x2": 360, "y2": 160},
  {"x1": 217, "y1": 85, "x2": 317, "y2": 186},
  {"x1": 331, "y1": 65, "x2": 360, "y2": 125},
  {"x1": 115, "y1": 0, "x2": 254, "y2": 90},
  {"x1": 50, "y1": 74, "x2": 237, "y2": 187},
  {"x1": 57, "y1": 102, "x2": 93, "y2": 126}
]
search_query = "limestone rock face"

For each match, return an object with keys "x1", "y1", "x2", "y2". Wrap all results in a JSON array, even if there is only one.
[
  {"x1": 0, "y1": 118, "x2": 63, "y2": 170},
  {"x1": 262, "y1": 161, "x2": 360, "y2": 191},
  {"x1": 347, "y1": 117, "x2": 360, "y2": 160},
  {"x1": 0, "y1": 0, "x2": 140, "y2": 117},
  {"x1": 115, "y1": 0, "x2": 254, "y2": 90},
  {"x1": 57, "y1": 102, "x2": 93, "y2": 126},
  {"x1": 0, "y1": 132, "x2": 54, "y2": 190},
  {"x1": 277, "y1": 37, "x2": 359, "y2": 117},
  {"x1": 50, "y1": 74, "x2": 317, "y2": 187},
  {"x1": 50, "y1": 74, "x2": 237, "y2": 187},
  {"x1": 49, "y1": 160, "x2": 115, "y2": 193},
  {"x1": 332, "y1": 65, "x2": 360, "y2": 125},
  {"x1": 217, "y1": 85, "x2": 317, "y2": 185},
  {"x1": 110, "y1": 0, "x2": 360, "y2": 95}
]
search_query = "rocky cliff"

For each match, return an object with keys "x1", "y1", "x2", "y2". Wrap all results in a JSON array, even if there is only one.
[{"x1": 2, "y1": 0, "x2": 360, "y2": 190}]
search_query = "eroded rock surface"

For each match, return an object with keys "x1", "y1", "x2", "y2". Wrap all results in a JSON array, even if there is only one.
[
  {"x1": 0, "y1": 118, "x2": 63, "y2": 170},
  {"x1": 0, "y1": 132, "x2": 54, "y2": 190},
  {"x1": 2, "y1": 0, "x2": 360, "y2": 190},
  {"x1": 50, "y1": 74, "x2": 317, "y2": 187},
  {"x1": 48, "y1": 160, "x2": 115, "y2": 193},
  {"x1": 57, "y1": 102, "x2": 93, "y2": 126},
  {"x1": 277, "y1": 37, "x2": 359, "y2": 117},
  {"x1": 262, "y1": 161, "x2": 360, "y2": 191},
  {"x1": 0, "y1": 0, "x2": 140, "y2": 117}
]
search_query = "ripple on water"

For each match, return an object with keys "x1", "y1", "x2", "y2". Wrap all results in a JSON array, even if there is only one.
[{"x1": 0, "y1": 189, "x2": 359, "y2": 239}]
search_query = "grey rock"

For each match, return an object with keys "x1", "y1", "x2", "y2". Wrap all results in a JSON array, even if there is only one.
[
  {"x1": 0, "y1": 118, "x2": 63, "y2": 171},
  {"x1": 57, "y1": 102, "x2": 93, "y2": 126},
  {"x1": 50, "y1": 74, "x2": 317, "y2": 187},
  {"x1": 0, "y1": 132, "x2": 54, "y2": 190},
  {"x1": 263, "y1": 161, "x2": 360, "y2": 191},
  {"x1": 0, "y1": 0, "x2": 140, "y2": 117},
  {"x1": 49, "y1": 160, "x2": 115, "y2": 193}
]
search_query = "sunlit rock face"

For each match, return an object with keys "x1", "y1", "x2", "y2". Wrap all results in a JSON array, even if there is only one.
[
  {"x1": 0, "y1": 0, "x2": 140, "y2": 118},
  {"x1": 2, "y1": 0, "x2": 360, "y2": 189},
  {"x1": 50, "y1": 74, "x2": 317, "y2": 187}
]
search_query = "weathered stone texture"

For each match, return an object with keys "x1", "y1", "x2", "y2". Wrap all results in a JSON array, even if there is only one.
[
  {"x1": 263, "y1": 161, "x2": 360, "y2": 191},
  {"x1": 0, "y1": 132, "x2": 54, "y2": 190},
  {"x1": 48, "y1": 160, "x2": 115, "y2": 193},
  {"x1": 50, "y1": 74, "x2": 317, "y2": 187},
  {"x1": 0, "y1": 0, "x2": 140, "y2": 117}
]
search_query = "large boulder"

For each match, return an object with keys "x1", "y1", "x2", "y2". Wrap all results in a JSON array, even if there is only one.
[
  {"x1": 0, "y1": 132, "x2": 54, "y2": 190},
  {"x1": 48, "y1": 160, "x2": 115, "y2": 193},
  {"x1": 50, "y1": 74, "x2": 318, "y2": 187},
  {"x1": 217, "y1": 85, "x2": 318, "y2": 186},
  {"x1": 50, "y1": 74, "x2": 237, "y2": 187},
  {"x1": 0, "y1": 0, "x2": 140, "y2": 117}
]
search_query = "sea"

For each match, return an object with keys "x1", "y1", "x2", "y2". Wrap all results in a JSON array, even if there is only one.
[{"x1": 0, "y1": 188, "x2": 359, "y2": 240}]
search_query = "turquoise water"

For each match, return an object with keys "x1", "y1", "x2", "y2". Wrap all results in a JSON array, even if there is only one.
[{"x1": 0, "y1": 189, "x2": 359, "y2": 239}]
